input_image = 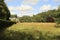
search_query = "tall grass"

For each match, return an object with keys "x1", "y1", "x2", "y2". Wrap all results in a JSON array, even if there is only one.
[{"x1": 0, "y1": 23, "x2": 60, "y2": 40}]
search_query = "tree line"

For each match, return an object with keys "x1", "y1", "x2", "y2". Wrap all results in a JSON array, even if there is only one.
[
  {"x1": 0, "y1": 0, "x2": 60, "y2": 23},
  {"x1": 16, "y1": 6, "x2": 60, "y2": 23}
]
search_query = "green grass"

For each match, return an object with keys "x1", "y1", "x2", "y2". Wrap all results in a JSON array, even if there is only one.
[
  {"x1": 6, "y1": 23, "x2": 59, "y2": 32},
  {"x1": 1, "y1": 23, "x2": 60, "y2": 40}
]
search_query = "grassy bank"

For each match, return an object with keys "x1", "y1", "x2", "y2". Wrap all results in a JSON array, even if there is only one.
[{"x1": 1, "y1": 23, "x2": 60, "y2": 40}]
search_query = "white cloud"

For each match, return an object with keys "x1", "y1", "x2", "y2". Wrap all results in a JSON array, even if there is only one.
[
  {"x1": 5, "y1": 0, "x2": 14, "y2": 2},
  {"x1": 39, "y1": 5, "x2": 58, "y2": 12},
  {"x1": 22, "y1": 0, "x2": 40, "y2": 5},
  {"x1": 17, "y1": 5, "x2": 34, "y2": 11},
  {"x1": 53, "y1": 0, "x2": 60, "y2": 2},
  {"x1": 8, "y1": 6, "x2": 15, "y2": 11},
  {"x1": 22, "y1": 0, "x2": 49, "y2": 5},
  {"x1": 8, "y1": 5, "x2": 34, "y2": 16},
  {"x1": 10, "y1": 12, "x2": 16, "y2": 15},
  {"x1": 39, "y1": 5, "x2": 51, "y2": 12},
  {"x1": 52, "y1": 6, "x2": 58, "y2": 10},
  {"x1": 43, "y1": 0, "x2": 49, "y2": 2},
  {"x1": 8, "y1": 5, "x2": 34, "y2": 11}
]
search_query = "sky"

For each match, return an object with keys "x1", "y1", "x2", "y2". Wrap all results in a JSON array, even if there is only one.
[{"x1": 5, "y1": 0, "x2": 60, "y2": 17}]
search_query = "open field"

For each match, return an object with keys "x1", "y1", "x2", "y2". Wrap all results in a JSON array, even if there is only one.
[
  {"x1": 6, "y1": 23, "x2": 60, "y2": 32},
  {"x1": 2, "y1": 23, "x2": 60, "y2": 40}
]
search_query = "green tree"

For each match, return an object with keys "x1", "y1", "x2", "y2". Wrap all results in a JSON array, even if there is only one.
[
  {"x1": 0, "y1": 0, "x2": 10, "y2": 20},
  {"x1": 19, "y1": 16, "x2": 32, "y2": 22},
  {"x1": 19, "y1": 5, "x2": 60, "y2": 23}
]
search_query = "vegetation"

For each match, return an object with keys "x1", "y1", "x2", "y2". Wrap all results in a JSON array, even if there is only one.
[
  {"x1": 0, "y1": 0, "x2": 16, "y2": 31},
  {"x1": 18, "y1": 6, "x2": 60, "y2": 23},
  {"x1": 0, "y1": 0, "x2": 10, "y2": 20},
  {"x1": 0, "y1": 23, "x2": 60, "y2": 40},
  {"x1": 0, "y1": 1, "x2": 60, "y2": 40}
]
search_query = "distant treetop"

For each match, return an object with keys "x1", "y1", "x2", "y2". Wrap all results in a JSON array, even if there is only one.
[{"x1": 0, "y1": 0, "x2": 4, "y2": 2}]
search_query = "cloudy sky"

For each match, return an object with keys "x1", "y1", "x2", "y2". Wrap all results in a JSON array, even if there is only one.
[{"x1": 5, "y1": 0, "x2": 60, "y2": 17}]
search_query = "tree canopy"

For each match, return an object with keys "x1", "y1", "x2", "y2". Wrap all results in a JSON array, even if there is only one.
[
  {"x1": 0, "y1": 0, "x2": 10, "y2": 20},
  {"x1": 19, "y1": 6, "x2": 60, "y2": 23}
]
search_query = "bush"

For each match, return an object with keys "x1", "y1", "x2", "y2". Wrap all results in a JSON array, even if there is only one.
[
  {"x1": 0, "y1": 19, "x2": 16, "y2": 31},
  {"x1": 0, "y1": 30, "x2": 60, "y2": 40}
]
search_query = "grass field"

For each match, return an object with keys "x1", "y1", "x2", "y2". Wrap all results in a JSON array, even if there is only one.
[
  {"x1": 2, "y1": 23, "x2": 60, "y2": 40},
  {"x1": 6, "y1": 23, "x2": 59, "y2": 32}
]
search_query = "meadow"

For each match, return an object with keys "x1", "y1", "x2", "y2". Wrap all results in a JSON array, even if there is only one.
[{"x1": 1, "y1": 23, "x2": 60, "y2": 40}]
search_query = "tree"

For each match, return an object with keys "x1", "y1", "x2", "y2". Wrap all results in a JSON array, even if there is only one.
[
  {"x1": 19, "y1": 16, "x2": 32, "y2": 22},
  {"x1": 19, "y1": 5, "x2": 60, "y2": 23},
  {"x1": 46, "y1": 15, "x2": 54, "y2": 22},
  {"x1": 56, "y1": 13, "x2": 60, "y2": 24},
  {"x1": 10, "y1": 14, "x2": 17, "y2": 18},
  {"x1": 0, "y1": 0, "x2": 10, "y2": 20}
]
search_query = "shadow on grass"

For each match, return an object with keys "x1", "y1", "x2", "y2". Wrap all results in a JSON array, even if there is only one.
[
  {"x1": 0, "y1": 28, "x2": 60, "y2": 40},
  {"x1": 0, "y1": 20, "x2": 16, "y2": 40},
  {"x1": 0, "y1": 20, "x2": 16, "y2": 31},
  {"x1": 1, "y1": 30, "x2": 60, "y2": 40},
  {"x1": 0, "y1": 21, "x2": 60, "y2": 40},
  {"x1": 0, "y1": 30, "x2": 44, "y2": 40}
]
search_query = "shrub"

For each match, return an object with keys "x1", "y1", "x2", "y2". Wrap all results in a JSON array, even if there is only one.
[{"x1": 0, "y1": 30, "x2": 60, "y2": 40}]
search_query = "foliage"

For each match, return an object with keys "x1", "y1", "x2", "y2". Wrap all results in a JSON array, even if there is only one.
[
  {"x1": 19, "y1": 6, "x2": 60, "y2": 23},
  {"x1": 0, "y1": 19, "x2": 16, "y2": 30},
  {"x1": 19, "y1": 16, "x2": 32, "y2": 22},
  {"x1": 0, "y1": 0, "x2": 10, "y2": 20},
  {"x1": 0, "y1": 23, "x2": 60, "y2": 40},
  {"x1": 10, "y1": 14, "x2": 17, "y2": 18}
]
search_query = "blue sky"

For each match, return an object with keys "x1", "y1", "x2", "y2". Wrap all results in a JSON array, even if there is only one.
[{"x1": 5, "y1": 0, "x2": 60, "y2": 17}]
